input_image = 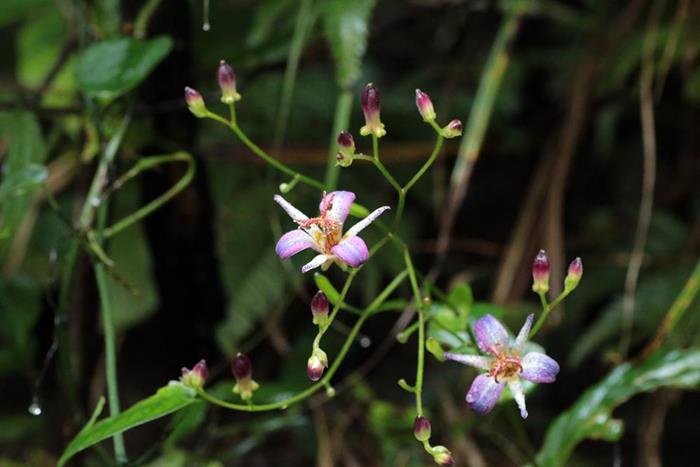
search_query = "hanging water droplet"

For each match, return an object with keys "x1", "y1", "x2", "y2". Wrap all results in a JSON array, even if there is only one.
[
  {"x1": 28, "y1": 400, "x2": 42, "y2": 416},
  {"x1": 90, "y1": 196, "x2": 101, "y2": 207},
  {"x1": 360, "y1": 336, "x2": 371, "y2": 348},
  {"x1": 202, "y1": 0, "x2": 211, "y2": 31}
]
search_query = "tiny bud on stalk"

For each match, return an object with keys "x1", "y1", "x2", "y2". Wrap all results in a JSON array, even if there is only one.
[
  {"x1": 441, "y1": 119, "x2": 463, "y2": 138},
  {"x1": 307, "y1": 349, "x2": 328, "y2": 382},
  {"x1": 413, "y1": 416, "x2": 432, "y2": 441},
  {"x1": 311, "y1": 291, "x2": 330, "y2": 326},
  {"x1": 184, "y1": 87, "x2": 207, "y2": 118},
  {"x1": 231, "y1": 352, "x2": 259, "y2": 400},
  {"x1": 532, "y1": 249, "x2": 550, "y2": 294},
  {"x1": 564, "y1": 257, "x2": 583, "y2": 292},
  {"x1": 336, "y1": 131, "x2": 356, "y2": 167},
  {"x1": 217, "y1": 60, "x2": 241, "y2": 103},
  {"x1": 415, "y1": 89, "x2": 436, "y2": 122},
  {"x1": 360, "y1": 83, "x2": 386, "y2": 138},
  {"x1": 431, "y1": 446, "x2": 455, "y2": 466},
  {"x1": 180, "y1": 359, "x2": 208, "y2": 389}
]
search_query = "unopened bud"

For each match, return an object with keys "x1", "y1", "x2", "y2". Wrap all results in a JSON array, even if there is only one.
[
  {"x1": 180, "y1": 359, "x2": 208, "y2": 389},
  {"x1": 184, "y1": 87, "x2": 207, "y2": 118},
  {"x1": 336, "y1": 131, "x2": 356, "y2": 167},
  {"x1": 441, "y1": 119, "x2": 463, "y2": 139},
  {"x1": 413, "y1": 416, "x2": 432, "y2": 442},
  {"x1": 431, "y1": 445, "x2": 455, "y2": 466},
  {"x1": 307, "y1": 349, "x2": 328, "y2": 382},
  {"x1": 232, "y1": 352, "x2": 259, "y2": 400},
  {"x1": 217, "y1": 60, "x2": 241, "y2": 103},
  {"x1": 415, "y1": 89, "x2": 436, "y2": 122},
  {"x1": 532, "y1": 249, "x2": 550, "y2": 294},
  {"x1": 360, "y1": 83, "x2": 386, "y2": 138},
  {"x1": 311, "y1": 291, "x2": 330, "y2": 326},
  {"x1": 564, "y1": 257, "x2": 583, "y2": 292}
]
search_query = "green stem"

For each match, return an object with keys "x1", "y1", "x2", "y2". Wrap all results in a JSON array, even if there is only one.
[
  {"x1": 314, "y1": 270, "x2": 358, "y2": 349},
  {"x1": 404, "y1": 248, "x2": 426, "y2": 416},
  {"x1": 207, "y1": 112, "x2": 325, "y2": 191},
  {"x1": 403, "y1": 135, "x2": 444, "y2": 193},
  {"x1": 530, "y1": 290, "x2": 568, "y2": 339},
  {"x1": 133, "y1": 0, "x2": 162, "y2": 38},
  {"x1": 371, "y1": 135, "x2": 401, "y2": 193},
  {"x1": 324, "y1": 90, "x2": 354, "y2": 190},
  {"x1": 273, "y1": 0, "x2": 315, "y2": 152}
]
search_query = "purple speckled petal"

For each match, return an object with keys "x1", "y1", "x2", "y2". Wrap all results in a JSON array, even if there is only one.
[
  {"x1": 473, "y1": 314, "x2": 509, "y2": 355},
  {"x1": 301, "y1": 254, "x2": 330, "y2": 273},
  {"x1": 344, "y1": 206, "x2": 390, "y2": 237},
  {"x1": 331, "y1": 236, "x2": 369, "y2": 268},
  {"x1": 275, "y1": 230, "x2": 316, "y2": 259},
  {"x1": 466, "y1": 374, "x2": 505, "y2": 415},
  {"x1": 443, "y1": 352, "x2": 491, "y2": 370},
  {"x1": 320, "y1": 191, "x2": 355, "y2": 224},
  {"x1": 521, "y1": 352, "x2": 559, "y2": 383},
  {"x1": 514, "y1": 314, "x2": 534, "y2": 352},
  {"x1": 508, "y1": 379, "x2": 528, "y2": 419},
  {"x1": 274, "y1": 195, "x2": 309, "y2": 224}
]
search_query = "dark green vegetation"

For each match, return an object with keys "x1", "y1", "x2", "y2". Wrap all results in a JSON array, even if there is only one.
[{"x1": 1, "y1": 1, "x2": 699, "y2": 466}]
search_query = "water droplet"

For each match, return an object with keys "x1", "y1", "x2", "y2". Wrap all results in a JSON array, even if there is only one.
[
  {"x1": 360, "y1": 336, "x2": 371, "y2": 348},
  {"x1": 28, "y1": 401, "x2": 42, "y2": 416},
  {"x1": 90, "y1": 196, "x2": 101, "y2": 207},
  {"x1": 202, "y1": 0, "x2": 211, "y2": 31}
]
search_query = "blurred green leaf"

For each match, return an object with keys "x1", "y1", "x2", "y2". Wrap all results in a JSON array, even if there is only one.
[
  {"x1": 246, "y1": 0, "x2": 296, "y2": 48},
  {"x1": 0, "y1": 111, "x2": 46, "y2": 260},
  {"x1": 0, "y1": 275, "x2": 41, "y2": 373},
  {"x1": 0, "y1": 0, "x2": 48, "y2": 27},
  {"x1": 75, "y1": 36, "x2": 173, "y2": 100},
  {"x1": 163, "y1": 400, "x2": 207, "y2": 450},
  {"x1": 58, "y1": 383, "x2": 197, "y2": 466},
  {"x1": 535, "y1": 349, "x2": 700, "y2": 467},
  {"x1": 322, "y1": 0, "x2": 376, "y2": 89},
  {"x1": 0, "y1": 164, "x2": 47, "y2": 202},
  {"x1": 427, "y1": 284, "x2": 473, "y2": 349},
  {"x1": 314, "y1": 272, "x2": 341, "y2": 304},
  {"x1": 16, "y1": 12, "x2": 67, "y2": 88},
  {"x1": 94, "y1": 0, "x2": 121, "y2": 37}
]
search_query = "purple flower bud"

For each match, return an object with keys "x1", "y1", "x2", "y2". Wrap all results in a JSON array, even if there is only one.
[
  {"x1": 311, "y1": 291, "x2": 330, "y2": 326},
  {"x1": 307, "y1": 349, "x2": 328, "y2": 382},
  {"x1": 431, "y1": 446, "x2": 455, "y2": 466},
  {"x1": 335, "y1": 131, "x2": 356, "y2": 168},
  {"x1": 184, "y1": 87, "x2": 207, "y2": 118},
  {"x1": 217, "y1": 60, "x2": 241, "y2": 103},
  {"x1": 415, "y1": 89, "x2": 436, "y2": 122},
  {"x1": 442, "y1": 119, "x2": 463, "y2": 139},
  {"x1": 564, "y1": 257, "x2": 583, "y2": 291},
  {"x1": 532, "y1": 249, "x2": 550, "y2": 294},
  {"x1": 231, "y1": 352, "x2": 259, "y2": 400},
  {"x1": 180, "y1": 359, "x2": 208, "y2": 389},
  {"x1": 360, "y1": 83, "x2": 386, "y2": 138},
  {"x1": 231, "y1": 352, "x2": 252, "y2": 381},
  {"x1": 413, "y1": 416, "x2": 432, "y2": 442}
]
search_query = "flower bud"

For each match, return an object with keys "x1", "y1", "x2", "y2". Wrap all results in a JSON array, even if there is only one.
[
  {"x1": 441, "y1": 119, "x2": 463, "y2": 139},
  {"x1": 415, "y1": 89, "x2": 436, "y2": 122},
  {"x1": 564, "y1": 257, "x2": 583, "y2": 292},
  {"x1": 311, "y1": 291, "x2": 330, "y2": 326},
  {"x1": 431, "y1": 445, "x2": 455, "y2": 466},
  {"x1": 217, "y1": 60, "x2": 241, "y2": 103},
  {"x1": 184, "y1": 87, "x2": 207, "y2": 118},
  {"x1": 413, "y1": 416, "x2": 432, "y2": 442},
  {"x1": 360, "y1": 83, "x2": 386, "y2": 138},
  {"x1": 336, "y1": 131, "x2": 355, "y2": 167},
  {"x1": 180, "y1": 359, "x2": 208, "y2": 389},
  {"x1": 231, "y1": 352, "x2": 259, "y2": 400},
  {"x1": 307, "y1": 349, "x2": 328, "y2": 382},
  {"x1": 532, "y1": 249, "x2": 550, "y2": 294}
]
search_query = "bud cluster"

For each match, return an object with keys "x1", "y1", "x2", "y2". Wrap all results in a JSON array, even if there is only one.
[
  {"x1": 184, "y1": 59, "x2": 242, "y2": 118},
  {"x1": 531, "y1": 250, "x2": 584, "y2": 296},
  {"x1": 180, "y1": 359, "x2": 208, "y2": 390}
]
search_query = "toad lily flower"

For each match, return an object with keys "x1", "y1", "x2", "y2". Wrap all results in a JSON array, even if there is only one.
[
  {"x1": 274, "y1": 191, "x2": 390, "y2": 273},
  {"x1": 444, "y1": 314, "x2": 559, "y2": 418}
]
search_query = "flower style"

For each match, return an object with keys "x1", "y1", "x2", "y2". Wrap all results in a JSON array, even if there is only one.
[
  {"x1": 274, "y1": 191, "x2": 390, "y2": 273},
  {"x1": 444, "y1": 314, "x2": 559, "y2": 418}
]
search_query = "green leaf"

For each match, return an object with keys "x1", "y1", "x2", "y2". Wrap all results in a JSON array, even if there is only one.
[
  {"x1": 427, "y1": 283, "x2": 473, "y2": 349},
  {"x1": 0, "y1": 0, "x2": 48, "y2": 28},
  {"x1": 58, "y1": 383, "x2": 197, "y2": 466},
  {"x1": 322, "y1": 0, "x2": 376, "y2": 89},
  {"x1": 0, "y1": 164, "x2": 47, "y2": 202},
  {"x1": 535, "y1": 349, "x2": 700, "y2": 467},
  {"x1": 75, "y1": 36, "x2": 173, "y2": 100},
  {"x1": 16, "y1": 12, "x2": 67, "y2": 88},
  {"x1": 0, "y1": 111, "x2": 46, "y2": 260}
]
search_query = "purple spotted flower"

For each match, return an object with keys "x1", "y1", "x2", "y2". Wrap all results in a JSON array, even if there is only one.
[
  {"x1": 444, "y1": 314, "x2": 559, "y2": 418},
  {"x1": 274, "y1": 191, "x2": 390, "y2": 273}
]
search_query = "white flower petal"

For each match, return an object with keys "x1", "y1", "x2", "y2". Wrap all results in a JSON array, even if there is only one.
[
  {"x1": 301, "y1": 254, "x2": 329, "y2": 273},
  {"x1": 508, "y1": 379, "x2": 528, "y2": 419},
  {"x1": 274, "y1": 194, "x2": 309, "y2": 224},
  {"x1": 444, "y1": 353, "x2": 491, "y2": 370},
  {"x1": 514, "y1": 314, "x2": 534, "y2": 352},
  {"x1": 344, "y1": 206, "x2": 390, "y2": 238}
]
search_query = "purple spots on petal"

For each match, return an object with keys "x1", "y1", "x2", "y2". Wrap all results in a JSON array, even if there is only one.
[
  {"x1": 331, "y1": 236, "x2": 368, "y2": 268},
  {"x1": 321, "y1": 191, "x2": 355, "y2": 224},
  {"x1": 521, "y1": 352, "x2": 559, "y2": 383},
  {"x1": 473, "y1": 315, "x2": 509, "y2": 355},
  {"x1": 466, "y1": 374, "x2": 505, "y2": 415},
  {"x1": 275, "y1": 230, "x2": 315, "y2": 259}
]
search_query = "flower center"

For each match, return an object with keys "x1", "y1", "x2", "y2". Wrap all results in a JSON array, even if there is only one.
[
  {"x1": 489, "y1": 353, "x2": 523, "y2": 383},
  {"x1": 299, "y1": 217, "x2": 342, "y2": 253}
]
